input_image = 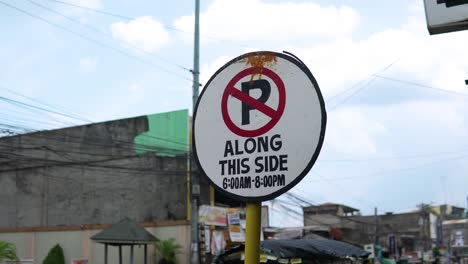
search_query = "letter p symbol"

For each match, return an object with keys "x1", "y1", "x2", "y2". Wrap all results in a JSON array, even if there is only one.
[{"x1": 241, "y1": 79, "x2": 271, "y2": 125}]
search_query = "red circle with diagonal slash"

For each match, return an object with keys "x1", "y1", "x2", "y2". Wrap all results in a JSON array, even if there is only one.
[{"x1": 221, "y1": 67, "x2": 286, "y2": 137}]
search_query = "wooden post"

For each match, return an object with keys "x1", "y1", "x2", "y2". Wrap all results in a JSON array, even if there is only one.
[
  {"x1": 130, "y1": 245, "x2": 134, "y2": 264},
  {"x1": 144, "y1": 244, "x2": 148, "y2": 264}
]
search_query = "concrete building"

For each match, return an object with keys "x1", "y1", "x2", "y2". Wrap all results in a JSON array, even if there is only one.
[
  {"x1": 302, "y1": 203, "x2": 454, "y2": 262},
  {"x1": 442, "y1": 218, "x2": 468, "y2": 264},
  {"x1": 303, "y1": 203, "x2": 468, "y2": 263},
  {"x1": 433, "y1": 205, "x2": 466, "y2": 220},
  {"x1": 0, "y1": 109, "x2": 211, "y2": 264}
]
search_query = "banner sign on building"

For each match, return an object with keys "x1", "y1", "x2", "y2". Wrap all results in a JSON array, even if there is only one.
[
  {"x1": 227, "y1": 208, "x2": 245, "y2": 242},
  {"x1": 199, "y1": 205, "x2": 227, "y2": 226},
  {"x1": 454, "y1": 230, "x2": 465, "y2": 246}
]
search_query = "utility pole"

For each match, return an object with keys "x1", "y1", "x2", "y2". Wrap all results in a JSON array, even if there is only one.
[
  {"x1": 374, "y1": 207, "x2": 380, "y2": 264},
  {"x1": 375, "y1": 207, "x2": 379, "y2": 245},
  {"x1": 190, "y1": 0, "x2": 200, "y2": 263},
  {"x1": 418, "y1": 203, "x2": 428, "y2": 264}
]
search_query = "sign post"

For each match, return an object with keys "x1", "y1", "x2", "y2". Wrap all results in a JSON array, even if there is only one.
[
  {"x1": 193, "y1": 51, "x2": 326, "y2": 263},
  {"x1": 245, "y1": 203, "x2": 262, "y2": 263}
]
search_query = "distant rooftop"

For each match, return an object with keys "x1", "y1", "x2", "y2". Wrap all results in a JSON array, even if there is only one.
[{"x1": 303, "y1": 203, "x2": 359, "y2": 215}]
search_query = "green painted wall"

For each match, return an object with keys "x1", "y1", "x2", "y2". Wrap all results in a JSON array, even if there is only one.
[{"x1": 134, "y1": 109, "x2": 189, "y2": 157}]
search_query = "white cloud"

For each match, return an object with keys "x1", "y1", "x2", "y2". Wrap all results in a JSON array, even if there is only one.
[
  {"x1": 282, "y1": 26, "x2": 468, "y2": 98},
  {"x1": 195, "y1": 2, "x2": 468, "y2": 98},
  {"x1": 296, "y1": 98, "x2": 468, "y2": 214},
  {"x1": 110, "y1": 16, "x2": 170, "y2": 53},
  {"x1": 200, "y1": 55, "x2": 232, "y2": 86},
  {"x1": 324, "y1": 99, "x2": 466, "y2": 159},
  {"x1": 326, "y1": 108, "x2": 386, "y2": 156},
  {"x1": 174, "y1": 0, "x2": 360, "y2": 43},
  {"x1": 128, "y1": 83, "x2": 143, "y2": 92},
  {"x1": 78, "y1": 57, "x2": 98, "y2": 72},
  {"x1": 180, "y1": 0, "x2": 468, "y2": 218}
]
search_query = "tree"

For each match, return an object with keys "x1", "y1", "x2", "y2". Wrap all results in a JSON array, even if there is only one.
[
  {"x1": 153, "y1": 238, "x2": 182, "y2": 264},
  {"x1": 43, "y1": 244, "x2": 65, "y2": 264},
  {"x1": 0, "y1": 240, "x2": 19, "y2": 262}
]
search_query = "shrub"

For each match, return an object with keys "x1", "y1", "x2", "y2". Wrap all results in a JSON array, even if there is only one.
[
  {"x1": 153, "y1": 238, "x2": 182, "y2": 264},
  {"x1": 43, "y1": 244, "x2": 65, "y2": 264},
  {"x1": 0, "y1": 240, "x2": 19, "y2": 262}
]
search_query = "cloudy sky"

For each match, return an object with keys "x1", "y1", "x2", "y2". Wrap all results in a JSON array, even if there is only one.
[{"x1": 1, "y1": 0, "x2": 468, "y2": 226}]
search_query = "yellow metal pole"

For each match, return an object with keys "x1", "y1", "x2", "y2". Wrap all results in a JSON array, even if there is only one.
[{"x1": 245, "y1": 202, "x2": 261, "y2": 264}]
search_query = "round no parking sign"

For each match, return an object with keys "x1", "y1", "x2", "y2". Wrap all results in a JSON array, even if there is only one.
[{"x1": 193, "y1": 51, "x2": 326, "y2": 202}]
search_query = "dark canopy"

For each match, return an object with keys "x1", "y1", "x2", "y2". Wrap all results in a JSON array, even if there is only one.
[
  {"x1": 216, "y1": 239, "x2": 370, "y2": 263},
  {"x1": 90, "y1": 217, "x2": 158, "y2": 245},
  {"x1": 260, "y1": 239, "x2": 370, "y2": 259}
]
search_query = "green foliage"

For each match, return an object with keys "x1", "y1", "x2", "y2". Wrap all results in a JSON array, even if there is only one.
[
  {"x1": 0, "y1": 240, "x2": 19, "y2": 262},
  {"x1": 43, "y1": 244, "x2": 65, "y2": 264},
  {"x1": 153, "y1": 238, "x2": 182, "y2": 264}
]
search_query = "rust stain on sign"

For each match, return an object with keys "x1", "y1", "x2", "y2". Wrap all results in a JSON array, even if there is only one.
[{"x1": 243, "y1": 53, "x2": 277, "y2": 82}]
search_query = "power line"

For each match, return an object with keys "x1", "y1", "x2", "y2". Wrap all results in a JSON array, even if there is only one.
[
  {"x1": 326, "y1": 60, "x2": 398, "y2": 106},
  {"x1": 373, "y1": 74, "x2": 468, "y2": 97},
  {"x1": 0, "y1": 121, "x2": 191, "y2": 171},
  {"x1": 44, "y1": 0, "x2": 251, "y2": 48},
  {"x1": 273, "y1": 199, "x2": 378, "y2": 233},
  {"x1": 307, "y1": 153, "x2": 468, "y2": 182},
  {"x1": 0, "y1": 1, "x2": 193, "y2": 83},
  {"x1": 0, "y1": 143, "x2": 189, "y2": 173},
  {"x1": 0, "y1": 84, "x2": 94, "y2": 123},
  {"x1": 45, "y1": 0, "x2": 133, "y2": 20},
  {"x1": 0, "y1": 127, "x2": 190, "y2": 162},
  {"x1": 284, "y1": 192, "x2": 316, "y2": 206},
  {"x1": 0, "y1": 95, "x2": 89, "y2": 123},
  {"x1": 26, "y1": 0, "x2": 191, "y2": 72},
  {"x1": 319, "y1": 148, "x2": 468, "y2": 162},
  {"x1": 328, "y1": 77, "x2": 377, "y2": 111},
  {"x1": 310, "y1": 171, "x2": 375, "y2": 210},
  {"x1": 0, "y1": 106, "x2": 190, "y2": 149}
]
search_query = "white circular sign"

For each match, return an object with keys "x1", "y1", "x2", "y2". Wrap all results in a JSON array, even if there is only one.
[{"x1": 193, "y1": 51, "x2": 326, "y2": 202}]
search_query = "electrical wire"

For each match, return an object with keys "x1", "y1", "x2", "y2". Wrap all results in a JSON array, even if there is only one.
[
  {"x1": 0, "y1": 85, "x2": 95, "y2": 123},
  {"x1": 319, "y1": 148, "x2": 468, "y2": 162},
  {"x1": 0, "y1": 1, "x2": 193, "y2": 83},
  {"x1": 307, "y1": 153, "x2": 468, "y2": 183},
  {"x1": 45, "y1": 0, "x2": 133, "y2": 20},
  {"x1": 26, "y1": 0, "x2": 191, "y2": 72},
  {"x1": 326, "y1": 60, "x2": 398, "y2": 105},
  {"x1": 0, "y1": 95, "x2": 87, "y2": 124},
  {"x1": 44, "y1": 0, "x2": 251, "y2": 48},
  {"x1": 328, "y1": 77, "x2": 378, "y2": 111},
  {"x1": 373, "y1": 74, "x2": 468, "y2": 97}
]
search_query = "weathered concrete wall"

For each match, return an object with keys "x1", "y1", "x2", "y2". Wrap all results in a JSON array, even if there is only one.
[
  {"x1": 0, "y1": 112, "x2": 195, "y2": 228},
  {"x1": 303, "y1": 209, "x2": 426, "y2": 249},
  {"x1": 303, "y1": 214, "x2": 342, "y2": 227},
  {"x1": 443, "y1": 219, "x2": 468, "y2": 247},
  {"x1": 0, "y1": 224, "x2": 190, "y2": 264}
]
